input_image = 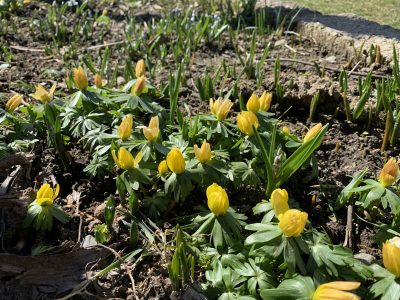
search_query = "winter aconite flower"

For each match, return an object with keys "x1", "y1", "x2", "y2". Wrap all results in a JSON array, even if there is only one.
[
  {"x1": 136, "y1": 59, "x2": 146, "y2": 77},
  {"x1": 237, "y1": 111, "x2": 259, "y2": 136},
  {"x1": 166, "y1": 147, "x2": 185, "y2": 174},
  {"x1": 246, "y1": 93, "x2": 260, "y2": 113},
  {"x1": 112, "y1": 147, "x2": 142, "y2": 170},
  {"x1": 73, "y1": 66, "x2": 88, "y2": 91},
  {"x1": 278, "y1": 209, "x2": 308, "y2": 237},
  {"x1": 270, "y1": 188, "x2": 289, "y2": 219},
  {"x1": 209, "y1": 98, "x2": 233, "y2": 121},
  {"x1": 5, "y1": 94, "x2": 23, "y2": 112},
  {"x1": 383, "y1": 236, "x2": 400, "y2": 277},
  {"x1": 158, "y1": 160, "x2": 169, "y2": 176},
  {"x1": 194, "y1": 141, "x2": 212, "y2": 164},
  {"x1": 303, "y1": 123, "x2": 322, "y2": 143},
  {"x1": 206, "y1": 183, "x2": 229, "y2": 216},
  {"x1": 312, "y1": 281, "x2": 360, "y2": 300},
  {"x1": 36, "y1": 183, "x2": 60, "y2": 206},
  {"x1": 31, "y1": 84, "x2": 57, "y2": 103},
  {"x1": 282, "y1": 126, "x2": 290, "y2": 135},
  {"x1": 94, "y1": 73, "x2": 103, "y2": 88},
  {"x1": 143, "y1": 116, "x2": 160, "y2": 142},
  {"x1": 133, "y1": 75, "x2": 146, "y2": 96},
  {"x1": 118, "y1": 115, "x2": 133, "y2": 141},
  {"x1": 379, "y1": 158, "x2": 399, "y2": 188},
  {"x1": 259, "y1": 91, "x2": 272, "y2": 111}
]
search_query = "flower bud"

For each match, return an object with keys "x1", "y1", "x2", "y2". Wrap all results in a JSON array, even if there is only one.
[
  {"x1": 166, "y1": 147, "x2": 185, "y2": 174},
  {"x1": 259, "y1": 91, "x2": 272, "y2": 111},
  {"x1": 194, "y1": 141, "x2": 212, "y2": 164},
  {"x1": 270, "y1": 188, "x2": 289, "y2": 219},
  {"x1": 209, "y1": 98, "x2": 233, "y2": 121},
  {"x1": 158, "y1": 160, "x2": 169, "y2": 176},
  {"x1": 135, "y1": 59, "x2": 146, "y2": 77},
  {"x1": 143, "y1": 116, "x2": 159, "y2": 142},
  {"x1": 112, "y1": 147, "x2": 142, "y2": 170},
  {"x1": 246, "y1": 93, "x2": 260, "y2": 113},
  {"x1": 237, "y1": 111, "x2": 259, "y2": 136},
  {"x1": 383, "y1": 236, "x2": 400, "y2": 277},
  {"x1": 303, "y1": 123, "x2": 322, "y2": 143},
  {"x1": 94, "y1": 73, "x2": 103, "y2": 88},
  {"x1": 5, "y1": 94, "x2": 23, "y2": 112},
  {"x1": 133, "y1": 75, "x2": 146, "y2": 96},
  {"x1": 118, "y1": 115, "x2": 133, "y2": 141},
  {"x1": 278, "y1": 209, "x2": 308, "y2": 237},
  {"x1": 312, "y1": 281, "x2": 361, "y2": 300},
  {"x1": 379, "y1": 158, "x2": 399, "y2": 187},
  {"x1": 36, "y1": 183, "x2": 60, "y2": 206},
  {"x1": 282, "y1": 126, "x2": 290, "y2": 135},
  {"x1": 73, "y1": 66, "x2": 88, "y2": 91},
  {"x1": 206, "y1": 183, "x2": 229, "y2": 216}
]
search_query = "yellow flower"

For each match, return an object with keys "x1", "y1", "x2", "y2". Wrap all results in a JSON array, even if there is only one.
[
  {"x1": 278, "y1": 209, "x2": 308, "y2": 237},
  {"x1": 379, "y1": 158, "x2": 399, "y2": 188},
  {"x1": 206, "y1": 183, "x2": 229, "y2": 216},
  {"x1": 36, "y1": 183, "x2": 60, "y2": 206},
  {"x1": 73, "y1": 66, "x2": 88, "y2": 91},
  {"x1": 237, "y1": 111, "x2": 259, "y2": 136},
  {"x1": 31, "y1": 83, "x2": 57, "y2": 103},
  {"x1": 282, "y1": 126, "x2": 290, "y2": 135},
  {"x1": 304, "y1": 123, "x2": 322, "y2": 143},
  {"x1": 118, "y1": 115, "x2": 133, "y2": 141},
  {"x1": 5, "y1": 94, "x2": 23, "y2": 112},
  {"x1": 158, "y1": 160, "x2": 169, "y2": 176},
  {"x1": 136, "y1": 59, "x2": 146, "y2": 77},
  {"x1": 246, "y1": 93, "x2": 260, "y2": 113},
  {"x1": 112, "y1": 147, "x2": 142, "y2": 170},
  {"x1": 312, "y1": 281, "x2": 361, "y2": 300},
  {"x1": 143, "y1": 116, "x2": 160, "y2": 142},
  {"x1": 209, "y1": 98, "x2": 233, "y2": 121},
  {"x1": 94, "y1": 73, "x2": 103, "y2": 88},
  {"x1": 259, "y1": 91, "x2": 272, "y2": 111},
  {"x1": 132, "y1": 75, "x2": 146, "y2": 96},
  {"x1": 166, "y1": 147, "x2": 185, "y2": 174},
  {"x1": 383, "y1": 236, "x2": 400, "y2": 277},
  {"x1": 194, "y1": 141, "x2": 212, "y2": 164},
  {"x1": 270, "y1": 188, "x2": 289, "y2": 219}
]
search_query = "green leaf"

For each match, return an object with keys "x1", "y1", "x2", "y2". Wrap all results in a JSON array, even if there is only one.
[{"x1": 336, "y1": 169, "x2": 368, "y2": 209}]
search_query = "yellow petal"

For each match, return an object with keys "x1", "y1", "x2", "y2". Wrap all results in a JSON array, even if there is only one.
[
  {"x1": 246, "y1": 93, "x2": 260, "y2": 113},
  {"x1": 49, "y1": 83, "x2": 57, "y2": 97},
  {"x1": 112, "y1": 149, "x2": 121, "y2": 169},
  {"x1": 278, "y1": 209, "x2": 308, "y2": 237},
  {"x1": 134, "y1": 151, "x2": 143, "y2": 167},
  {"x1": 118, "y1": 147, "x2": 136, "y2": 170},
  {"x1": 166, "y1": 147, "x2": 185, "y2": 174},
  {"x1": 206, "y1": 183, "x2": 229, "y2": 216},
  {"x1": 53, "y1": 184, "x2": 60, "y2": 200},
  {"x1": 304, "y1": 123, "x2": 322, "y2": 143},
  {"x1": 270, "y1": 188, "x2": 289, "y2": 218}
]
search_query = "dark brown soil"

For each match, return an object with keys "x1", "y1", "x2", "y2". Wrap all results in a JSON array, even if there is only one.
[{"x1": 0, "y1": 1, "x2": 396, "y2": 299}]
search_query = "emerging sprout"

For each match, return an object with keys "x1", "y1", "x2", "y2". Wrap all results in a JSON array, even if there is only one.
[
  {"x1": 278, "y1": 209, "x2": 308, "y2": 237},
  {"x1": 73, "y1": 66, "x2": 88, "y2": 91},
  {"x1": 194, "y1": 140, "x2": 212, "y2": 164},
  {"x1": 237, "y1": 111, "x2": 259, "y2": 137},
  {"x1": 166, "y1": 147, "x2": 185, "y2": 174},
  {"x1": 312, "y1": 281, "x2": 360, "y2": 300},
  {"x1": 206, "y1": 183, "x2": 229, "y2": 216}
]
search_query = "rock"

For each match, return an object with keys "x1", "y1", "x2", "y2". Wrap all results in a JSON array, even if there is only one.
[{"x1": 354, "y1": 252, "x2": 376, "y2": 265}]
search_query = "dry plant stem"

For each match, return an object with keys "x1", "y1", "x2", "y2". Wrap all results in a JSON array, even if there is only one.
[
  {"x1": 96, "y1": 244, "x2": 139, "y2": 300},
  {"x1": 344, "y1": 204, "x2": 353, "y2": 248},
  {"x1": 381, "y1": 111, "x2": 391, "y2": 152}
]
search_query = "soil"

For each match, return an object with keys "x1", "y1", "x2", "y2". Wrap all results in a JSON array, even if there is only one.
[{"x1": 0, "y1": 1, "x2": 398, "y2": 299}]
